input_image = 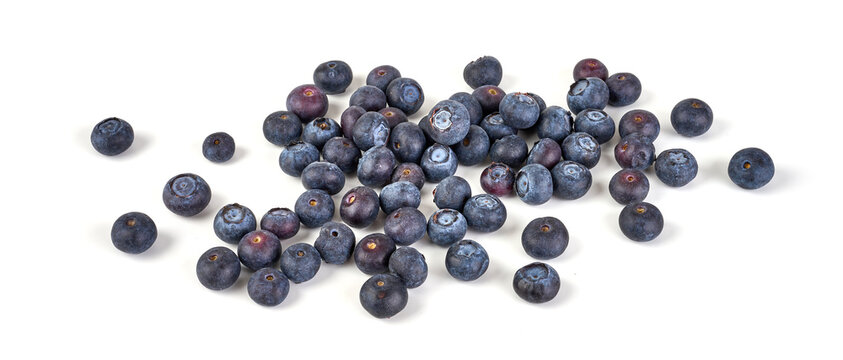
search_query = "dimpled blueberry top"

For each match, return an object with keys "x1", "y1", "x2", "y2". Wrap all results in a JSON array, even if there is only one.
[
  {"x1": 488, "y1": 113, "x2": 504, "y2": 124},
  {"x1": 430, "y1": 146, "x2": 449, "y2": 163},
  {"x1": 516, "y1": 172, "x2": 531, "y2": 196},
  {"x1": 571, "y1": 80, "x2": 589, "y2": 94},
  {"x1": 474, "y1": 194, "x2": 499, "y2": 209},
  {"x1": 96, "y1": 118, "x2": 123, "y2": 134},
  {"x1": 222, "y1": 205, "x2": 246, "y2": 223},
  {"x1": 434, "y1": 210, "x2": 458, "y2": 226},
  {"x1": 402, "y1": 85, "x2": 420, "y2": 103},
  {"x1": 172, "y1": 175, "x2": 198, "y2": 197},
  {"x1": 577, "y1": 134, "x2": 598, "y2": 151},
  {"x1": 432, "y1": 110, "x2": 453, "y2": 130},
  {"x1": 562, "y1": 162, "x2": 583, "y2": 176}
]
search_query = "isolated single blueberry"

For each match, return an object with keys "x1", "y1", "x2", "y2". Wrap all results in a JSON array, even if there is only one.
[
  {"x1": 420, "y1": 144, "x2": 458, "y2": 182},
  {"x1": 619, "y1": 109, "x2": 660, "y2": 140},
  {"x1": 301, "y1": 161, "x2": 346, "y2": 195},
  {"x1": 654, "y1": 148, "x2": 698, "y2": 187},
  {"x1": 480, "y1": 112, "x2": 517, "y2": 143},
  {"x1": 260, "y1": 208, "x2": 300, "y2": 240},
  {"x1": 213, "y1": 203, "x2": 257, "y2": 244},
  {"x1": 561, "y1": 132, "x2": 601, "y2": 169},
  {"x1": 489, "y1": 134, "x2": 528, "y2": 169},
  {"x1": 386, "y1": 77, "x2": 425, "y2": 115},
  {"x1": 340, "y1": 186, "x2": 380, "y2": 228},
  {"x1": 445, "y1": 240, "x2": 489, "y2": 281},
  {"x1": 433, "y1": 176, "x2": 472, "y2": 211},
  {"x1": 452, "y1": 125, "x2": 490, "y2": 166},
  {"x1": 526, "y1": 138, "x2": 562, "y2": 170},
  {"x1": 380, "y1": 181, "x2": 421, "y2": 214},
  {"x1": 359, "y1": 273, "x2": 408, "y2": 319},
  {"x1": 314, "y1": 221, "x2": 356, "y2": 264},
  {"x1": 91, "y1": 117, "x2": 134, "y2": 156},
  {"x1": 237, "y1": 230, "x2": 282, "y2": 271},
  {"x1": 619, "y1": 202, "x2": 664, "y2": 242},
  {"x1": 728, "y1": 147, "x2": 775, "y2": 189},
  {"x1": 280, "y1": 243, "x2": 321, "y2": 283},
  {"x1": 349, "y1": 85, "x2": 387, "y2": 112},
  {"x1": 574, "y1": 109, "x2": 615, "y2": 144},
  {"x1": 480, "y1": 162, "x2": 515, "y2": 196},
  {"x1": 354, "y1": 233, "x2": 397, "y2": 275},
  {"x1": 202, "y1": 132, "x2": 235, "y2": 162},
  {"x1": 313, "y1": 60, "x2": 352, "y2": 94},
  {"x1": 671, "y1": 98, "x2": 713, "y2": 137},
  {"x1": 388, "y1": 247, "x2": 428, "y2": 289},
  {"x1": 357, "y1": 146, "x2": 397, "y2": 187},
  {"x1": 162, "y1": 173, "x2": 212, "y2": 217},
  {"x1": 366, "y1": 65, "x2": 402, "y2": 92},
  {"x1": 391, "y1": 162, "x2": 425, "y2": 190},
  {"x1": 286, "y1": 84, "x2": 329, "y2": 122},
  {"x1": 263, "y1": 111, "x2": 302, "y2": 146},
  {"x1": 388, "y1": 122, "x2": 426, "y2": 164},
  {"x1": 279, "y1": 141, "x2": 320, "y2": 177},
  {"x1": 513, "y1": 262, "x2": 561, "y2": 304},
  {"x1": 521, "y1": 217, "x2": 569, "y2": 260},
  {"x1": 462, "y1": 194, "x2": 507, "y2": 233},
  {"x1": 111, "y1": 212, "x2": 157, "y2": 254},
  {"x1": 463, "y1": 55, "x2": 503, "y2": 89},
  {"x1": 294, "y1": 189, "x2": 335, "y2": 228},
  {"x1": 196, "y1": 246, "x2": 241, "y2": 290},
  {"x1": 449, "y1": 92, "x2": 484, "y2": 125},
  {"x1": 424, "y1": 100, "x2": 471, "y2": 146},
  {"x1": 573, "y1": 58, "x2": 609, "y2": 81},
  {"x1": 500, "y1": 92, "x2": 541, "y2": 129},
  {"x1": 427, "y1": 209, "x2": 468, "y2": 247},
  {"x1": 384, "y1": 207, "x2": 427, "y2": 246},
  {"x1": 537, "y1": 106, "x2": 573, "y2": 143},
  {"x1": 247, "y1": 268, "x2": 290, "y2": 306},
  {"x1": 567, "y1": 77, "x2": 610, "y2": 115},
  {"x1": 614, "y1": 133, "x2": 656, "y2": 170},
  {"x1": 321, "y1": 136, "x2": 361, "y2": 173},
  {"x1": 607, "y1": 72, "x2": 642, "y2": 106},
  {"x1": 609, "y1": 169, "x2": 650, "y2": 205},
  {"x1": 551, "y1": 161, "x2": 592, "y2": 200},
  {"x1": 515, "y1": 164, "x2": 554, "y2": 205},
  {"x1": 302, "y1": 117, "x2": 342, "y2": 150}
]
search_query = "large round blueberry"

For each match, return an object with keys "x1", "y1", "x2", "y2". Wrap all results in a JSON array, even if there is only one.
[
  {"x1": 614, "y1": 133, "x2": 656, "y2": 170},
  {"x1": 321, "y1": 136, "x2": 361, "y2": 174},
  {"x1": 302, "y1": 117, "x2": 342, "y2": 150},
  {"x1": 433, "y1": 176, "x2": 472, "y2": 211},
  {"x1": 279, "y1": 141, "x2": 320, "y2": 177},
  {"x1": 654, "y1": 148, "x2": 698, "y2": 187},
  {"x1": 91, "y1": 117, "x2": 134, "y2": 156},
  {"x1": 472, "y1": 85, "x2": 506, "y2": 115},
  {"x1": 196, "y1": 246, "x2": 241, "y2": 290},
  {"x1": 561, "y1": 132, "x2": 600, "y2": 169},
  {"x1": 388, "y1": 122, "x2": 426, "y2": 164},
  {"x1": 449, "y1": 92, "x2": 484, "y2": 125},
  {"x1": 359, "y1": 273, "x2": 408, "y2": 319},
  {"x1": 537, "y1": 106, "x2": 573, "y2": 143},
  {"x1": 420, "y1": 144, "x2": 458, "y2": 183},
  {"x1": 490, "y1": 134, "x2": 528, "y2": 169},
  {"x1": 386, "y1": 77, "x2": 424, "y2": 115},
  {"x1": 462, "y1": 194, "x2": 507, "y2": 232},
  {"x1": 391, "y1": 163, "x2": 425, "y2": 190},
  {"x1": 480, "y1": 162, "x2": 515, "y2": 196},
  {"x1": 500, "y1": 92, "x2": 541, "y2": 129},
  {"x1": 314, "y1": 221, "x2": 356, "y2": 264},
  {"x1": 280, "y1": 243, "x2": 321, "y2": 283},
  {"x1": 349, "y1": 85, "x2": 387, "y2": 112},
  {"x1": 263, "y1": 111, "x2": 302, "y2": 146},
  {"x1": 384, "y1": 207, "x2": 427, "y2": 246},
  {"x1": 162, "y1": 173, "x2": 212, "y2": 217},
  {"x1": 357, "y1": 146, "x2": 397, "y2": 187},
  {"x1": 567, "y1": 77, "x2": 609, "y2": 115},
  {"x1": 424, "y1": 100, "x2": 471, "y2": 146},
  {"x1": 352, "y1": 111, "x2": 391, "y2": 151},
  {"x1": 427, "y1": 209, "x2": 467, "y2": 247},
  {"x1": 380, "y1": 181, "x2": 421, "y2": 214},
  {"x1": 313, "y1": 60, "x2": 352, "y2": 95},
  {"x1": 247, "y1": 268, "x2": 290, "y2": 306},
  {"x1": 340, "y1": 106, "x2": 367, "y2": 139},
  {"x1": 301, "y1": 161, "x2": 346, "y2": 195},
  {"x1": 551, "y1": 161, "x2": 592, "y2": 200},
  {"x1": 463, "y1": 55, "x2": 503, "y2": 89},
  {"x1": 609, "y1": 169, "x2": 650, "y2": 205},
  {"x1": 237, "y1": 230, "x2": 282, "y2": 271},
  {"x1": 619, "y1": 202, "x2": 664, "y2": 242},
  {"x1": 522, "y1": 217, "x2": 569, "y2": 260},
  {"x1": 111, "y1": 212, "x2": 157, "y2": 254},
  {"x1": 445, "y1": 240, "x2": 489, "y2": 281},
  {"x1": 294, "y1": 189, "x2": 335, "y2": 228},
  {"x1": 340, "y1": 186, "x2": 380, "y2": 228},
  {"x1": 452, "y1": 125, "x2": 490, "y2": 166},
  {"x1": 526, "y1": 138, "x2": 562, "y2": 170},
  {"x1": 260, "y1": 207, "x2": 300, "y2": 240},
  {"x1": 202, "y1": 131, "x2": 235, "y2": 162},
  {"x1": 480, "y1": 112, "x2": 517, "y2": 143},
  {"x1": 354, "y1": 233, "x2": 397, "y2": 275},
  {"x1": 515, "y1": 164, "x2": 554, "y2": 205},
  {"x1": 366, "y1": 65, "x2": 401, "y2": 92},
  {"x1": 573, "y1": 58, "x2": 609, "y2": 81},
  {"x1": 388, "y1": 247, "x2": 428, "y2": 289},
  {"x1": 574, "y1": 109, "x2": 615, "y2": 144},
  {"x1": 728, "y1": 147, "x2": 775, "y2": 190},
  {"x1": 619, "y1": 109, "x2": 660, "y2": 140},
  {"x1": 607, "y1": 72, "x2": 642, "y2": 106},
  {"x1": 670, "y1": 98, "x2": 713, "y2": 137},
  {"x1": 286, "y1": 84, "x2": 328, "y2": 122},
  {"x1": 513, "y1": 262, "x2": 561, "y2": 304},
  {"x1": 213, "y1": 203, "x2": 257, "y2": 244}
]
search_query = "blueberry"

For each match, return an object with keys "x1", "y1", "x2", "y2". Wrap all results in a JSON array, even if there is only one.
[
  {"x1": 551, "y1": 160, "x2": 592, "y2": 200},
  {"x1": 445, "y1": 239, "x2": 489, "y2": 281},
  {"x1": 433, "y1": 176, "x2": 472, "y2": 211},
  {"x1": 391, "y1": 163, "x2": 425, "y2": 190},
  {"x1": 321, "y1": 136, "x2": 361, "y2": 173},
  {"x1": 384, "y1": 207, "x2": 427, "y2": 246},
  {"x1": 561, "y1": 132, "x2": 600, "y2": 169},
  {"x1": 313, "y1": 60, "x2": 352, "y2": 95},
  {"x1": 526, "y1": 138, "x2": 562, "y2": 170},
  {"x1": 202, "y1": 132, "x2": 236, "y2": 163},
  {"x1": 619, "y1": 109, "x2": 660, "y2": 140},
  {"x1": 388, "y1": 247, "x2": 428, "y2": 289},
  {"x1": 424, "y1": 100, "x2": 471, "y2": 146},
  {"x1": 247, "y1": 268, "x2": 290, "y2": 306},
  {"x1": 359, "y1": 273, "x2": 408, "y2": 319},
  {"x1": 489, "y1": 134, "x2": 528, "y2": 169},
  {"x1": 728, "y1": 147, "x2": 775, "y2": 190},
  {"x1": 609, "y1": 169, "x2": 650, "y2": 205},
  {"x1": 524, "y1": 92, "x2": 547, "y2": 114},
  {"x1": 463, "y1": 194, "x2": 507, "y2": 232},
  {"x1": 522, "y1": 217, "x2": 569, "y2": 260},
  {"x1": 279, "y1": 141, "x2": 320, "y2": 177},
  {"x1": 515, "y1": 164, "x2": 554, "y2": 205},
  {"x1": 340, "y1": 186, "x2": 380, "y2": 228},
  {"x1": 196, "y1": 246, "x2": 241, "y2": 290},
  {"x1": 349, "y1": 85, "x2": 387, "y2": 112},
  {"x1": 263, "y1": 111, "x2": 302, "y2": 146},
  {"x1": 388, "y1": 122, "x2": 426, "y2": 164},
  {"x1": 480, "y1": 112, "x2": 517, "y2": 143},
  {"x1": 366, "y1": 65, "x2": 402, "y2": 92},
  {"x1": 619, "y1": 202, "x2": 664, "y2": 242},
  {"x1": 670, "y1": 98, "x2": 713, "y2": 137},
  {"x1": 513, "y1": 262, "x2": 560, "y2": 304},
  {"x1": 573, "y1": 58, "x2": 609, "y2": 81},
  {"x1": 294, "y1": 189, "x2": 335, "y2": 228},
  {"x1": 340, "y1": 106, "x2": 367, "y2": 139},
  {"x1": 378, "y1": 107, "x2": 408, "y2": 128},
  {"x1": 280, "y1": 243, "x2": 321, "y2": 283},
  {"x1": 213, "y1": 203, "x2": 257, "y2": 244},
  {"x1": 654, "y1": 148, "x2": 698, "y2": 187},
  {"x1": 314, "y1": 221, "x2": 356, "y2": 264},
  {"x1": 480, "y1": 162, "x2": 515, "y2": 196},
  {"x1": 420, "y1": 144, "x2": 458, "y2": 182},
  {"x1": 500, "y1": 92, "x2": 541, "y2": 129},
  {"x1": 260, "y1": 207, "x2": 300, "y2": 240},
  {"x1": 427, "y1": 209, "x2": 467, "y2": 247},
  {"x1": 472, "y1": 85, "x2": 506, "y2": 115},
  {"x1": 237, "y1": 230, "x2": 282, "y2": 271},
  {"x1": 449, "y1": 92, "x2": 484, "y2": 125},
  {"x1": 614, "y1": 133, "x2": 656, "y2": 170},
  {"x1": 567, "y1": 77, "x2": 609, "y2": 115},
  {"x1": 301, "y1": 161, "x2": 345, "y2": 195},
  {"x1": 354, "y1": 233, "x2": 397, "y2": 275},
  {"x1": 380, "y1": 181, "x2": 421, "y2": 214},
  {"x1": 463, "y1": 55, "x2": 503, "y2": 89},
  {"x1": 111, "y1": 212, "x2": 157, "y2": 254},
  {"x1": 286, "y1": 84, "x2": 329, "y2": 122},
  {"x1": 352, "y1": 111, "x2": 391, "y2": 151},
  {"x1": 452, "y1": 125, "x2": 490, "y2": 166},
  {"x1": 91, "y1": 117, "x2": 134, "y2": 156},
  {"x1": 574, "y1": 109, "x2": 615, "y2": 144},
  {"x1": 302, "y1": 117, "x2": 341, "y2": 150},
  {"x1": 357, "y1": 146, "x2": 397, "y2": 187},
  {"x1": 162, "y1": 173, "x2": 212, "y2": 216},
  {"x1": 607, "y1": 72, "x2": 642, "y2": 106},
  {"x1": 537, "y1": 106, "x2": 573, "y2": 143},
  {"x1": 386, "y1": 77, "x2": 424, "y2": 115}
]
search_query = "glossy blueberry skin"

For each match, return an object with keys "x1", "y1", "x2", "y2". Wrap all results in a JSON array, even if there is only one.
[
  {"x1": 280, "y1": 243, "x2": 321, "y2": 283},
  {"x1": 388, "y1": 247, "x2": 428, "y2": 289},
  {"x1": 111, "y1": 212, "x2": 157, "y2": 254},
  {"x1": 202, "y1": 132, "x2": 235, "y2": 163},
  {"x1": 424, "y1": 100, "x2": 471, "y2": 146},
  {"x1": 480, "y1": 162, "x2": 515, "y2": 196},
  {"x1": 670, "y1": 98, "x2": 713, "y2": 137},
  {"x1": 340, "y1": 106, "x2": 367, "y2": 139},
  {"x1": 654, "y1": 148, "x2": 698, "y2": 187},
  {"x1": 619, "y1": 202, "x2": 664, "y2": 242},
  {"x1": 420, "y1": 144, "x2": 458, "y2": 182},
  {"x1": 380, "y1": 181, "x2": 421, "y2": 214},
  {"x1": 314, "y1": 221, "x2": 356, "y2": 264},
  {"x1": 213, "y1": 203, "x2": 257, "y2": 244},
  {"x1": 349, "y1": 85, "x2": 387, "y2": 112},
  {"x1": 463, "y1": 194, "x2": 507, "y2": 232},
  {"x1": 354, "y1": 233, "x2": 397, "y2": 275},
  {"x1": 728, "y1": 147, "x2": 775, "y2": 189},
  {"x1": 472, "y1": 85, "x2": 506, "y2": 115},
  {"x1": 263, "y1": 111, "x2": 302, "y2": 146},
  {"x1": 294, "y1": 189, "x2": 335, "y2": 228},
  {"x1": 522, "y1": 217, "x2": 569, "y2": 260},
  {"x1": 352, "y1": 111, "x2": 390, "y2": 151},
  {"x1": 427, "y1": 209, "x2": 468, "y2": 247},
  {"x1": 537, "y1": 106, "x2": 573, "y2": 143},
  {"x1": 480, "y1": 112, "x2": 517, "y2": 143},
  {"x1": 463, "y1": 55, "x2": 503, "y2": 89},
  {"x1": 321, "y1": 136, "x2": 361, "y2": 173},
  {"x1": 302, "y1": 117, "x2": 342, "y2": 150},
  {"x1": 286, "y1": 84, "x2": 328, "y2": 122},
  {"x1": 388, "y1": 122, "x2": 426, "y2": 164},
  {"x1": 391, "y1": 163, "x2": 425, "y2": 190},
  {"x1": 513, "y1": 262, "x2": 560, "y2": 304},
  {"x1": 526, "y1": 138, "x2": 562, "y2": 170},
  {"x1": 384, "y1": 207, "x2": 427, "y2": 246},
  {"x1": 490, "y1": 134, "x2": 528, "y2": 169},
  {"x1": 607, "y1": 72, "x2": 642, "y2": 106},
  {"x1": 366, "y1": 65, "x2": 402, "y2": 92},
  {"x1": 614, "y1": 133, "x2": 656, "y2": 170},
  {"x1": 573, "y1": 58, "x2": 609, "y2": 81},
  {"x1": 279, "y1": 141, "x2": 320, "y2": 177},
  {"x1": 196, "y1": 246, "x2": 241, "y2": 290},
  {"x1": 91, "y1": 117, "x2": 134, "y2": 156},
  {"x1": 619, "y1": 109, "x2": 660, "y2": 140},
  {"x1": 162, "y1": 173, "x2": 212, "y2": 216},
  {"x1": 378, "y1": 107, "x2": 408, "y2": 128},
  {"x1": 574, "y1": 109, "x2": 615, "y2": 144},
  {"x1": 237, "y1": 230, "x2": 282, "y2": 271},
  {"x1": 449, "y1": 92, "x2": 484, "y2": 125},
  {"x1": 433, "y1": 176, "x2": 472, "y2": 211},
  {"x1": 313, "y1": 60, "x2": 352, "y2": 95},
  {"x1": 357, "y1": 146, "x2": 397, "y2": 187},
  {"x1": 500, "y1": 92, "x2": 541, "y2": 129},
  {"x1": 551, "y1": 160, "x2": 592, "y2": 200},
  {"x1": 561, "y1": 132, "x2": 601, "y2": 169},
  {"x1": 515, "y1": 164, "x2": 554, "y2": 205},
  {"x1": 445, "y1": 240, "x2": 489, "y2": 281},
  {"x1": 260, "y1": 208, "x2": 300, "y2": 240},
  {"x1": 340, "y1": 186, "x2": 380, "y2": 228},
  {"x1": 452, "y1": 125, "x2": 489, "y2": 166},
  {"x1": 567, "y1": 77, "x2": 610, "y2": 115},
  {"x1": 609, "y1": 169, "x2": 650, "y2": 205},
  {"x1": 247, "y1": 268, "x2": 290, "y2": 306},
  {"x1": 359, "y1": 273, "x2": 408, "y2": 319},
  {"x1": 301, "y1": 161, "x2": 345, "y2": 195},
  {"x1": 386, "y1": 77, "x2": 424, "y2": 115}
]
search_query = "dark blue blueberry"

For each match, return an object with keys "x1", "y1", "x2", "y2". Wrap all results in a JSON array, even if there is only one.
[
  {"x1": 445, "y1": 240, "x2": 489, "y2": 281},
  {"x1": 202, "y1": 132, "x2": 235, "y2": 163},
  {"x1": 196, "y1": 246, "x2": 241, "y2": 290},
  {"x1": 321, "y1": 136, "x2": 361, "y2": 173},
  {"x1": 526, "y1": 138, "x2": 562, "y2": 170},
  {"x1": 247, "y1": 268, "x2": 290, "y2": 306},
  {"x1": 728, "y1": 147, "x2": 775, "y2": 190},
  {"x1": 357, "y1": 146, "x2": 397, "y2": 187},
  {"x1": 573, "y1": 58, "x2": 609, "y2": 81},
  {"x1": 388, "y1": 247, "x2": 428, "y2": 289},
  {"x1": 489, "y1": 134, "x2": 528, "y2": 169},
  {"x1": 463, "y1": 194, "x2": 507, "y2": 232},
  {"x1": 574, "y1": 109, "x2": 615, "y2": 144},
  {"x1": 515, "y1": 164, "x2": 554, "y2": 205},
  {"x1": 91, "y1": 117, "x2": 134, "y2": 156},
  {"x1": 213, "y1": 203, "x2": 257, "y2": 244},
  {"x1": 537, "y1": 106, "x2": 573, "y2": 143},
  {"x1": 162, "y1": 173, "x2": 212, "y2": 217},
  {"x1": 340, "y1": 105, "x2": 366, "y2": 139},
  {"x1": 279, "y1": 141, "x2": 320, "y2": 177},
  {"x1": 314, "y1": 221, "x2": 356, "y2": 264},
  {"x1": 525, "y1": 92, "x2": 547, "y2": 114},
  {"x1": 349, "y1": 85, "x2": 387, "y2": 112},
  {"x1": 237, "y1": 230, "x2": 282, "y2": 271},
  {"x1": 378, "y1": 107, "x2": 408, "y2": 128},
  {"x1": 513, "y1": 262, "x2": 560, "y2": 304},
  {"x1": 384, "y1": 207, "x2": 427, "y2": 246},
  {"x1": 619, "y1": 109, "x2": 660, "y2": 140},
  {"x1": 500, "y1": 92, "x2": 541, "y2": 129},
  {"x1": 654, "y1": 148, "x2": 698, "y2": 187},
  {"x1": 340, "y1": 186, "x2": 380, "y2": 228},
  {"x1": 388, "y1": 122, "x2": 426, "y2": 164},
  {"x1": 380, "y1": 181, "x2": 421, "y2": 214},
  {"x1": 111, "y1": 212, "x2": 157, "y2": 254},
  {"x1": 522, "y1": 217, "x2": 569, "y2": 260},
  {"x1": 391, "y1": 163, "x2": 425, "y2": 190},
  {"x1": 480, "y1": 162, "x2": 515, "y2": 196},
  {"x1": 366, "y1": 65, "x2": 402, "y2": 92},
  {"x1": 302, "y1": 117, "x2": 342, "y2": 150},
  {"x1": 294, "y1": 189, "x2": 335, "y2": 228},
  {"x1": 463, "y1": 55, "x2": 503, "y2": 89},
  {"x1": 609, "y1": 169, "x2": 650, "y2": 205},
  {"x1": 614, "y1": 133, "x2": 656, "y2": 170},
  {"x1": 670, "y1": 98, "x2": 713, "y2": 137},
  {"x1": 280, "y1": 243, "x2": 321, "y2": 283},
  {"x1": 480, "y1": 112, "x2": 517, "y2": 143},
  {"x1": 359, "y1": 273, "x2": 408, "y2": 319},
  {"x1": 386, "y1": 77, "x2": 424, "y2": 115},
  {"x1": 567, "y1": 77, "x2": 609, "y2": 115},
  {"x1": 619, "y1": 202, "x2": 664, "y2": 242},
  {"x1": 551, "y1": 160, "x2": 592, "y2": 200},
  {"x1": 449, "y1": 92, "x2": 484, "y2": 125},
  {"x1": 354, "y1": 233, "x2": 397, "y2": 275},
  {"x1": 313, "y1": 60, "x2": 352, "y2": 95},
  {"x1": 433, "y1": 176, "x2": 472, "y2": 211},
  {"x1": 472, "y1": 85, "x2": 506, "y2": 115},
  {"x1": 301, "y1": 161, "x2": 345, "y2": 195},
  {"x1": 352, "y1": 111, "x2": 390, "y2": 151},
  {"x1": 286, "y1": 84, "x2": 328, "y2": 122},
  {"x1": 607, "y1": 72, "x2": 642, "y2": 106},
  {"x1": 424, "y1": 100, "x2": 471, "y2": 146},
  {"x1": 260, "y1": 208, "x2": 300, "y2": 240},
  {"x1": 263, "y1": 111, "x2": 302, "y2": 146},
  {"x1": 427, "y1": 209, "x2": 468, "y2": 246},
  {"x1": 561, "y1": 132, "x2": 600, "y2": 169},
  {"x1": 420, "y1": 144, "x2": 458, "y2": 182},
  {"x1": 452, "y1": 125, "x2": 490, "y2": 166}
]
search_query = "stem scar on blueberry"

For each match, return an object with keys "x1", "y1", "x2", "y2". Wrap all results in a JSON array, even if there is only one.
[
  {"x1": 331, "y1": 230, "x2": 339, "y2": 237},
  {"x1": 463, "y1": 138, "x2": 471, "y2": 146},
  {"x1": 621, "y1": 144, "x2": 628, "y2": 151},
  {"x1": 402, "y1": 168, "x2": 410, "y2": 175},
  {"x1": 691, "y1": 102, "x2": 701, "y2": 109},
  {"x1": 297, "y1": 250, "x2": 304, "y2": 257},
  {"x1": 309, "y1": 199, "x2": 317, "y2": 206},
  {"x1": 328, "y1": 63, "x2": 336, "y2": 68},
  {"x1": 385, "y1": 112, "x2": 393, "y2": 117},
  {"x1": 376, "y1": 280, "x2": 384, "y2": 286},
  {"x1": 634, "y1": 115, "x2": 643, "y2": 122},
  {"x1": 488, "y1": 89, "x2": 498, "y2": 95},
  {"x1": 266, "y1": 275, "x2": 274, "y2": 281},
  {"x1": 126, "y1": 218, "x2": 136, "y2": 227},
  {"x1": 213, "y1": 139, "x2": 220, "y2": 145},
  {"x1": 366, "y1": 242, "x2": 377, "y2": 250},
  {"x1": 318, "y1": 122, "x2": 328, "y2": 130},
  {"x1": 743, "y1": 162, "x2": 752, "y2": 169},
  {"x1": 541, "y1": 225, "x2": 550, "y2": 232},
  {"x1": 347, "y1": 195, "x2": 356, "y2": 204},
  {"x1": 618, "y1": 75, "x2": 626, "y2": 80},
  {"x1": 627, "y1": 175, "x2": 635, "y2": 182},
  {"x1": 394, "y1": 141, "x2": 402, "y2": 149},
  {"x1": 209, "y1": 254, "x2": 218, "y2": 261},
  {"x1": 377, "y1": 70, "x2": 386, "y2": 76},
  {"x1": 393, "y1": 212, "x2": 401, "y2": 218},
  {"x1": 280, "y1": 115, "x2": 288, "y2": 120},
  {"x1": 304, "y1": 89, "x2": 314, "y2": 96},
  {"x1": 636, "y1": 206, "x2": 647, "y2": 214}
]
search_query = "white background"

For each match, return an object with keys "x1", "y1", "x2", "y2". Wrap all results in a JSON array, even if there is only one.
[{"x1": 1, "y1": 1, "x2": 841, "y2": 358}]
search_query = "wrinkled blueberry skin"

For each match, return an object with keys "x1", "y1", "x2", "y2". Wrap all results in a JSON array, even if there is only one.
[
  {"x1": 340, "y1": 186, "x2": 380, "y2": 228},
  {"x1": 655, "y1": 148, "x2": 698, "y2": 187},
  {"x1": 237, "y1": 230, "x2": 282, "y2": 271},
  {"x1": 313, "y1": 60, "x2": 353, "y2": 95},
  {"x1": 452, "y1": 125, "x2": 490, "y2": 166},
  {"x1": 728, "y1": 147, "x2": 775, "y2": 190},
  {"x1": 561, "y1": 132, "x2": 601, "y2": 169},
  {"x1": 433, "y1": 176, "x2": 472, "y2": 211},
  {"x1": 515, "y1": 164, "x2": 554, "y2": 205},
  {"x1": 551, "y1": 161, "x2": 592, "y2": 200},
  {"x1": 302, "y1": 117, "x2": 342, "y2": 150},
  {"x1": 384, "y1": 207, "x2": 427, "y2": 246},
  {"x1": 247, "y1": 268, "x2": 290, "y2": 306},
  {"x1": 449, "y1": 92, "x2": 484, "y2": 125},
  {"x1": 480, "y1": 112, "x2": 517, "y2": 143},
  {"x1": 340, "y1": 106, "x2": 367, "y2": 139},
  {"x1": 359, "y1": 273, "x2": 408, "y2": 319},
  {"x1": 202, "y1": 132, "x2": 235, "y2": 163},
  {"x1": 500, "y1": 92, "x2": 541, "y2": 129},
  {"x1": 162, "y1": 173, "x2": 212, "y2": 216},
  {"x1": 349, "y1": 85, "x2": 387, "y2": 112},
  {"x1": 388, "y1": 122, "x2": 426, "y2": 164},
  {"x1": 574, "y1": 109, "x2": 615, "y2": 144},
  {"x1": 91, "y1": 117, "x2": 134, "y2": 156},
  {"x1": 301, "y1": 162, "x2": 345, "y2": 195},
  {"x1": 386, "y1": 77, "x2": 425, "y2": 115},
  {"x1": 357, "y1": 146, "x2": 397, "y2": 187},
  {"x1": 446, "y1": 240, "x2": 489, "y2": 281},
  {"x1": 420, "y1": 144, "x2": 458, "y2": 182},
  {"x1": 619, "y1": 109, "x2": 660, "y2": 140},
  {"x1": 619, "y1": 202, "x2": 664, "y2": 242},
  {"x1": 537, "y1": 106, "x2": 573, "y2": 143},
  {"x1": 490, "y1": 134, "x2": 528, "y2": 169},
  {"x1": 380, "y1": 181, "x2": 421, "y2": 214},
  {"x1": 513, "y1": 262, "x2": 561, "y2": 304},
  {"x1": 567, "y1": 77, "x2": 610, "y2": 115},
  {"x1": 609, "y1": 169, "x2": 650, "y2": 205},
  {"x1": 463, "y1": 55, "x2": 503, "y2": 89},
  {"x1": 389, "y1": 247, "x2": 428, "y2": 289},
  {"x1": 472, "y1": 85, "x2": 506, "y2": 115},
  {"x1": 352, "y1": 111, "x2": 391, "y2": 151},
  {"x1": 260, "y1": 207, "x2": 300, "y2": 240},
  {"x1": 670, "y1": 98, "x2": 713, "y2": 137},
  {"x1": 263, "y1": 111, "x2": 302, "y2": 146},
  {"x1": 425, "y1": 100, "x2": 471, "y2": 146},
  {"x1": 294, "y1": 189, "x2": 335, "y2": 228},
  {"x1": 480, "y1": 163, "x2": 515, "y2": 196},
  {"x1": 427, "y1": 209, "x2": 468, "y2": 247},
  {"x1": 573, "y1": 58, "x2": 609, "y2": 81},
  {"x1": 526, "y1": 138, "x2": 562, "y2": 170},
  {"x1": 607, "y1": 72, "x2": 642, "y2": 106},
  {"x1": 321, "y1": 136, "x2": 361, "y2": 174},
  {"x1": 280, "y1": 243, "x2": 321, "y2": 283},
  {"x1": 354, "y1": 233, "x2": 397, "y2": 275},
  {"x1": 286, "y1": 84, "x2": 329, "y2": 122},
  {"x1": 522, "y1": 217, "x2": 568, "y2": 260},
  {"x1": 366, "y1": 65, "x2": 402, "y2": 92},
  {"x1": 111, "y1": 212, "x2": 157, "y2": 254},
  {"x1": 314, "y1": 221, "x2": 356, "y2": 264},
  {"x1": 279, "y1": 141, "x2": 320, "y2": 177},
  {"x1": 378, "y1": 107, "x2": 408, "y2": 128},
  {"x1": 213, "y1": 203, "x2": 257, "y2": 244},
  {"x1": 196, "y1": 246, "x2": 241, "y2": 290},
  {"x1": 614, "y1": 133, "x2": 656, "y2": 170},
  {"x1": 462, "y1": 194, "x2": 507, "y2": 232},
  {"x1": 391, "y1": 163, "x2": 425, "y2": 190}
]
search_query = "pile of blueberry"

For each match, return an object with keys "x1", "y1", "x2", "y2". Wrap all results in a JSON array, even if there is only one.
[{"x1": 98, "y1": 57, "x2": 775, "y2": 318}]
